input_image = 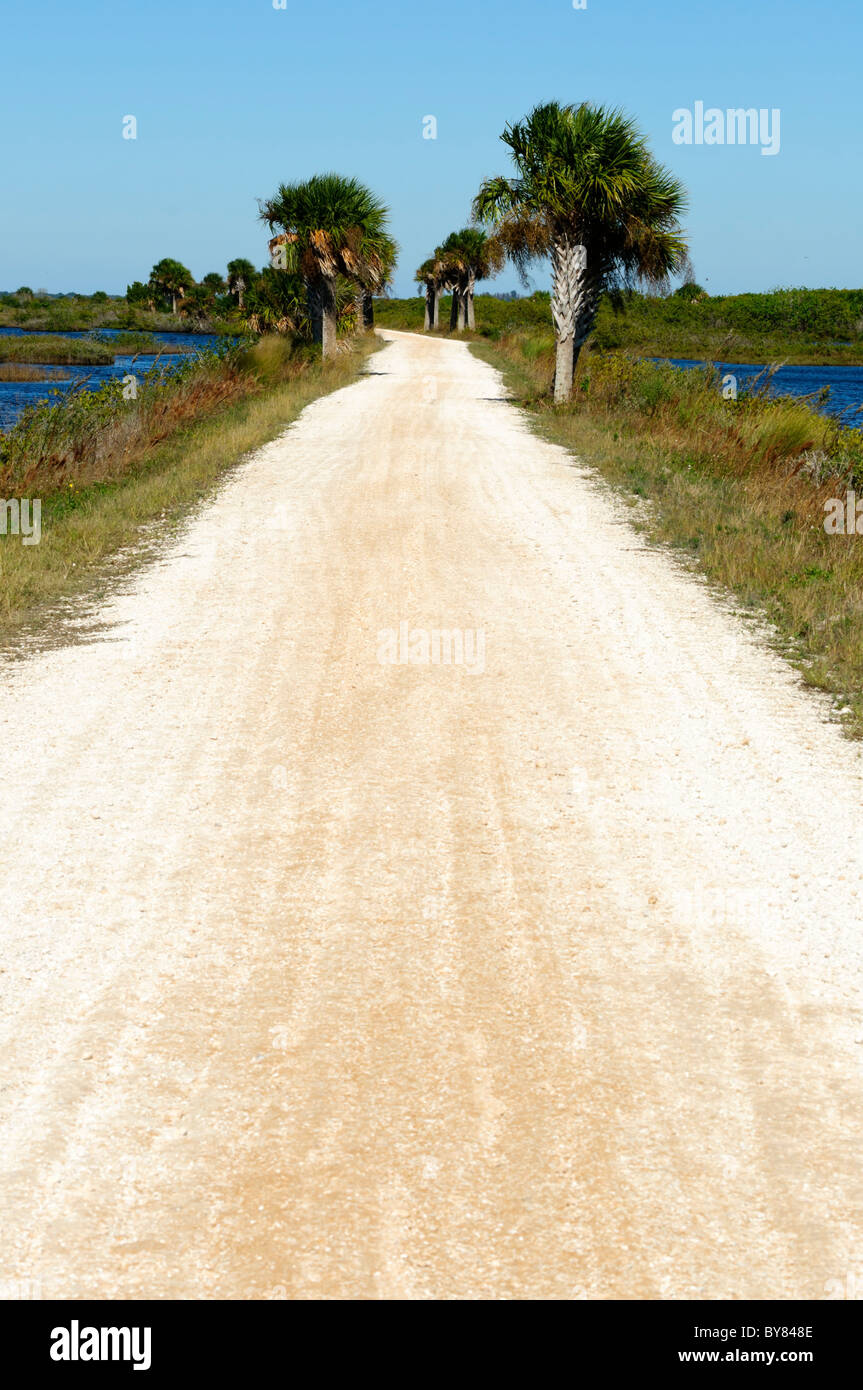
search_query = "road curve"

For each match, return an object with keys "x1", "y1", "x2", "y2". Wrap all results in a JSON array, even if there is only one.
[{"x1": 2, "y1": 329, "x2": 863, "y2": 1300}]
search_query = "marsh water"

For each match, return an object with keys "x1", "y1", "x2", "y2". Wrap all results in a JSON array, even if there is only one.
[
  {"x1": 657, "y1": 357, "x2": 863, "y2": 425},
  {"x1": 1, "y1": 327, "x2": 862, "y2": 429},
  {"x1": 0, "y1": 328, "x2": 218, "y2": 429}
]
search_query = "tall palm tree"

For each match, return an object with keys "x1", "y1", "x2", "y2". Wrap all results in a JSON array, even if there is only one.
[
  {"x1": 473, "y1": 102, "x2": 689, "y2": 401},
  {"x1": 260, "y1": 174, "x2": 392, "y2": 358}
]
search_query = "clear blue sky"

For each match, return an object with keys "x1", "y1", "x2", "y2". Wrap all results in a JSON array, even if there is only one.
[{"x1": 1, "y1": 0, "x2": 860, "y2": 298}]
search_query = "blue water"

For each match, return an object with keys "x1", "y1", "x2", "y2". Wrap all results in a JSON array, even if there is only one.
[
  {"x1": 657, "y1": 358, "x2": 863, "y2": 426},
  {"x1": 3, "y1": 333, "x2": 862, "y2": 431},
  {"x1": 0, "y1": 331, "x2": 219, "y2": 430}
]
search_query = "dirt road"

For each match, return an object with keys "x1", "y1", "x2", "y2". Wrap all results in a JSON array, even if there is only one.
[{"x1": 2, "y1": 329, "x2": 863, "y2": 1300}]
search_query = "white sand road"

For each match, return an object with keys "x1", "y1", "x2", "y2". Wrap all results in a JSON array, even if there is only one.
[{"x1": 1, "y1": 328, "x2": 863, "y2": 1300}]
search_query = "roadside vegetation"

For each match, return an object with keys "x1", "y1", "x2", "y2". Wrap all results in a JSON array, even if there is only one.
[
  {"x1": 474, "y1": 329, "x2": 863, "y2": 734},
  {"x1": 0, "y1": 336, "x2": 376, "y2": 648}
]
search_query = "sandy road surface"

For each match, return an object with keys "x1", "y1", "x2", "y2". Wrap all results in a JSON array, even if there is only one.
[{"x1": 2, "y1": 329, "x2": 863, "y2": 1300}]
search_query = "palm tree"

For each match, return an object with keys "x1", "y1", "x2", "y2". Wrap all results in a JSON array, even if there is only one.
[
  {"x1": 227, "y1": 258, "x2": 257, "y2": 309},
  {"x1": 473, "y1": 102, "x2": 689, "y2": 401},
  {"x1": 435, "y1": 234, "x2": 469, "y2": 331},
  {"x1": 202, "y1": 271, "x2": 227, "y2": 295},
  {"x1": 148, "y1": 258, "x2": 194, "y2": 315},
  {"x1": 355, "y1": 233, "x2": 399, "y2": 334},
  {"x1": 259, "y1": 174, "x2": 392, "y2": 358},
  {"x1": 416, "y1": 257, "x2": 438, "y2": 330},
  {"x1": 416, "y1": 252, "x2": 450, "y2": 330}
]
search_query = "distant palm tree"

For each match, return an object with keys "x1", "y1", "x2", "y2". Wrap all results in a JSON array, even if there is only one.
[
  {"x1": 474, "y1": 102, "x2": 689, "y2": 401},
  {"x1": 434, "y1": 234, "x2": 470, "y2": 331},
  {"x1": 260, "y1": 174, "x2": 392, "y2": 358},
  {"x1": 416, "y1": 257, "x2": 437, "y2": 330},
  {"x1": 416, "y1": 252, "x2": 449, "y2": 330},
  {"x1": 227, "y1": 259, "x2": 257, "y2": 309},
  {"x1": 149, "y1": 258, "x2": 194, "y2": 316},
  {"x1": 355, "y1": 233, "x2": 399, "y2": 334}
]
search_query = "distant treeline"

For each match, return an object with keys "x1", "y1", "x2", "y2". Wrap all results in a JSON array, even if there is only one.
[
  {"x1": 601, "y1": 287, "x2": 863, "y2": 341},
  {"x1": 4, "y1": 283, "x2": 863, "y2": 361}
]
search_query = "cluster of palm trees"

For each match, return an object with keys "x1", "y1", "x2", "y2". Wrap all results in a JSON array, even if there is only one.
[
  {"x1": 127, "y1": 258, "x2": 259, "y2": 323},
  {"x1": 416, "y1": 228, "x2": 504, "y2": 333},
  {"x1": 258, "y1": 174, "x2": 397, "y2": 355}
]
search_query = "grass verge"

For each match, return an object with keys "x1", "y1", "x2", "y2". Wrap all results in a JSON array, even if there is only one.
[
  {"x1": 0, "y1": 338, "x2": 375, "y2": 652},
  {"x1": 472, "y1": 332, "x2": 863, "y2": 738}
]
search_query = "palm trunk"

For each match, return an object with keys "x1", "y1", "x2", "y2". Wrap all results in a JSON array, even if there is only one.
[
  {"x1": 450, "y1": 287, "x2": 466, "y2": 332},
  {"x1": 307, "y1": 282, "x2": 323, "y2": 347},
  {"x1": 554, "y1": 336, "x2": 574, "y2": 402},
  {"x1": 171, "y1": 292, "x2": 177, "y2": 315},
  {"x1": 362, "y1": 290, "x2": 375, "y2": 332},
  {"x1": 466, "y1": 273, "x2": 476, "y2": 330},
  {"x1": 354, "y1": 291, "x2": 365, "y2": 333},
  {"x1": 432, "y1": 283, "x2": 440, "y2": 330},
  {"x1": 423, "y1": 288, "x2": 431, "y2": 331},
  {"x1": 320, "y1": 276, "x2": 338, "y2": 358},
  {"x1": 571, "y1": 272, "x2": 601, "y2": 382},
  {"x1": 550, "y1": 235, "x2": 586, "y2": 403}
]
